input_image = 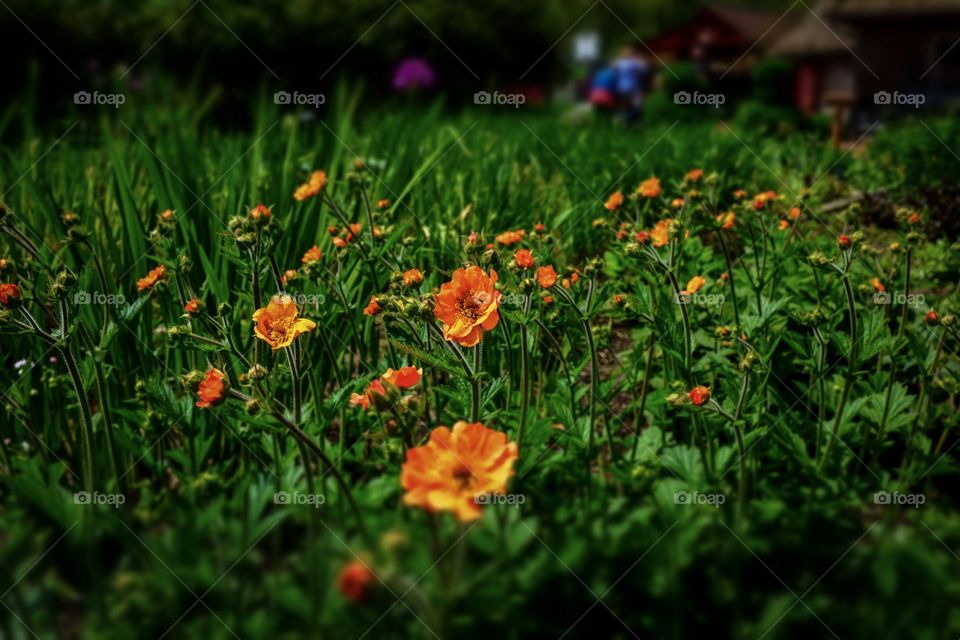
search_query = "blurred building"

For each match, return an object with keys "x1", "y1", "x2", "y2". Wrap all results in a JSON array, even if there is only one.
[
  {"x1": 649, "y1": 6, "x2": 781, "y2": 74},
  {"x1": 770, "y1": 0, "x2": 960, "y2": 114}
]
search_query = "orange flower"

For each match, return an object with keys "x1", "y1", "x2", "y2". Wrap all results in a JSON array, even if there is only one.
[
  {"x1": 733, "y1": 189, "x2": 747, "y2": 199},
  {"x1": 376, "y1": 198, "x2": 391, "y2": 209},
  {"x1": 788, "y1": 207, "x2": 801, "y2": 220},
  {"x1": 434, "y1": 266, "x2": 501, "y2": 347},
  {"x1": 249, "y1": 204, "x2": 271, "y2": 220},
  {"x1": 534, "y1": 223, "x2": 545, "y2": 233},
  {"x1": 136, "y1": 265, "x2": 165, "y2": 292},
  {"x1": 649, "y1": 219, "x2": 673, "y2": 247},
  {"x1": 0, "y1": 283, "x2": 22, "y2": 308},
  {"x1": 160, "y1": 209, "x2": 175, "y2": 221},
  {"x1": 332, "y1": 237, "x2": 348, "y2": 249},
  {"x1": 908, "y1": 212, "x2": 922, "y2": 225},
  {"x1": 671, "y1": 198, "x2": 685, "y2": 209},
  {"x1": 604, "y1": 191, "x2": 624, "y2": 211},
  {"x1": 495, "y1": 229, "x2": 526, "y2": 246},
  {"x1": 682, "y1": 275, "x2": 705, "y2": 295},
  {"x1": 636, "y1": 230, "x2": 649, "y2": 243},
  {"x1": 871, "y1": 277, "x2": 885, "y2": 292},
  {"x1": 778, "y1": 219, "x2": 790, "y2": 231},
  {"x1": 689, "y1": 385, "x2": 710, "y2": 406},
  {"x1": 293, "y1": 170, "x2": 327, "y2": 201},
  {"x1": 302, "y1": 245, "x2": 322, "y2": 264},
  {"x1": 252, "y1": 295, "x2": 317, "y2": 350},
  {"x1": 350, "y1": 378, "x2": 387, "y2": 410},
  {"x1": 363, "y1": 296, "x2": 381, "y2": 316},
  {"x1": 196, "y1": 368, "x2": 227, "y2": 409},
  {"x1": 543, "y1": 295, "x2": 554, "y2": 305},
  {"x1": 337, "y1": 560, "x2": 375, "y2": 603},
  {"x1": 382, "y1": 366, "x2": 422, "y2": 389},
  {"x1": 925, "y1": 310, "x2": 939, "y2": 326},
  {"x1": 281, "y1": 269, "x2": 298, "y2": 285},
  {"x1": 636, "y1": 177, "x2": 661, "y2": 198},
  {"x1": 184, "y1": 298, "x2": 202, "y2": 314},
  {"x1": 685, "y1": 168, "x2": 703, "y2": 182},
  {"x1": 716, "y1": 211, "x2": 735, "y2": 230},
  {"x1": 400, "y1": 421, "x2": 519, "y2": 522},
  {"x1": 402, "y1": 269, "x2": 424, "y2": 286},
  {"x1": 514, "y1": 249, "x2": 535, "y2": 269},
  {"x1": 838, "y1": 235, "x2": 851, "y2": 248},
  {"x1": 536, "y1": 265, "x2": 557, "y2": 288},
  {"x1": 612, "y1": 294, "x2": 624, "y2": 306}
]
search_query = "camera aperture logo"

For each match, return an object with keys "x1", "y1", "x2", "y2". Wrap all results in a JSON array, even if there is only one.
[
  {"x1": 674, "y1": 490, "x2": 725, "y2": 508},
  {"x1": 74, "y1": 91, "x2": 126, "y2": 108},
  {"x1": 74, "y1": 491, "x2": 125, "y2": 507},
  {"x1": 274, "y1": 491, "x2": 326, "y2": 508},
  {"x1": 274, "y1": 91, "x2": 326, "y2": 108},
  {"x1": 74, "y1": 291, "x2": 127, "y2": 306},
  {"x1": 674, "y1": 91, "x2": 725, "y2": 108},
  {"x1": 874, "y1": 490, "x2": 924, "y2": 508},
  {"x1": 474, "y1": 91, "x2": 525, "y2": 108},
  {"x1": 874, "y1": 91, "x2": 924, "y2": 108}
]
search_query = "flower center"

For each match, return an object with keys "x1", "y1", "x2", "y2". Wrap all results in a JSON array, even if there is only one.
[
  {"x1": 456, "y1": 292, "x2": 486, "y2": 320},
  {"x1": 451, "y1": 462, "x2": 474, "y2": 489},
  {"x1": 267, "y1": 316, "x2": 295, "y2": 341}
]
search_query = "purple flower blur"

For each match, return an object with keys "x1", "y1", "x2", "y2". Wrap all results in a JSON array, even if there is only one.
[{"x1": 392, "y1": 57, "x2": 436, "y2": 92}]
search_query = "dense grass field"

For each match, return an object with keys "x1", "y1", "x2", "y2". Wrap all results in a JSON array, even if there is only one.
[{"x1": 1, "y1": 88, "x2": 960, "y2": 638}]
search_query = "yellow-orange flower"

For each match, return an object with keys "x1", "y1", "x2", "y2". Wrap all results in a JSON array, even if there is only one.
[
  {"x1": 337, "y1": 560, "x2": 375, "y2": 603},
  {"x1": 495, "y1": 229, "x2": 526, "y2": 246},
  {"x1": 402, "y1": 269, "x2": 424, "y2": 286},
  {"x1": 184, "y1": 298, "x2": 201, "y2": 314},
  {"x1": 689, "y1": 385, "x2": 710, "y2": 406},
  {"x1": 778, "y1": 219, "x2": 790, "y2": 231},
  {"x1": 788, "y1": 207, "x2": 801, "y2": 220},
  {"x1": 536, "y1": 265, "x2": 557, "y2": 288},
  {"x1": 293, "y1": 170, "x2": 327, "y2": 201},
  {"x1": 871, "y1": 277, "x2": 885, "y2": 292},
  {"x1": 671, "y1": 198, "x2": 685, "y2": 209},
  {"x1": 685, "y1": 168, "x2": 703, "y2": 182},
  {"x1": 137, "y1": 265, "x2": 165, "y2": 292},
  {"x1": 281, "y1": 269, "x2": 298, "y2": 285},
  {"x1": 249, "y1": 204, "x2": 271, "y2": 220},
  {"x1": 514, "y1": 249, "x2": 535, "y2": 269},
  {"x1": 302, "y1": 245, "x2": 322, "y2": 264},
  {"x1": 636, "y1": 177, "x2": 661, "y2": 198},
  {"x1": 649, "y1": 219, "x2": 673, "y2": 247},
  {"x1": 252, "y1": 295, "x2": 317, "y2": 350},
  {"x1": 604, "y1": 191, "x2": 624, "y2": 211},
  {"x1": 716, "y1": 211, "x2": 735, "y2": 230},
  {"x1": 434, "y1": 266, "x2": 501, "y2": 347},
  {"x1": 682, "y1": 276, "x2": 705, "y2": 295},
  {"x1": 400, "y1": 421, "x2": 519, "y2": 522},
  {"x1": 376, "y1": 198, "x2": 391, "y2": 209},
  {"x1": 350, "y1": 378, "x2": 386, "y2": 410},
  {"x1": 196, "y1": 368, "x2": 227, "y2": 409},
  {"x1": 382, "y1": 366, "x2": 422, "y2": 389},
  {"x1": 0, "y1": 283, "x2": 22, "y2": 308},
  {"x1": 363, "y1": 296, "x2": 381, "y2": 316}
]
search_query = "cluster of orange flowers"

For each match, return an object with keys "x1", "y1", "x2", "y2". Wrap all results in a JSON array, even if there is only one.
[{"x1": 349, "y1": 365, "x2": 422, "y2": 410}]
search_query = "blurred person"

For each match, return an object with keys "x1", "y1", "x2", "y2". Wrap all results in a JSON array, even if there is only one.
[{"x1": 611, "y1": 46, "x2": 651, "y2": 123}]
